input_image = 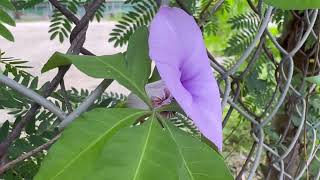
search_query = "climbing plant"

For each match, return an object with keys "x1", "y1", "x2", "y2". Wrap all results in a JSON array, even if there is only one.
[{"x1": 1, "y1": 0, "x2": 320, "y2": 179}]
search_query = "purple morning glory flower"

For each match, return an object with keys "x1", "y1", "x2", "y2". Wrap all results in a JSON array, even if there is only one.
[{"x1": 149, "y1": 6, "x2": 223, "y2": 151}]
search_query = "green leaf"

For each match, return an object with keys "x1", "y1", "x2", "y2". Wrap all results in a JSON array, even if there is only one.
[
  {"x1": 0, "y1": 8, "x2": 15, "y2": 26},
  {"x1": 35, "y1": 108, "x2": 149, "y2": 180},
  {"x1": 42, "y1": 27, "x2": 152, "y2": 106},
  {"x1": 0, "y1": 0, "x2": 15, "y2": 10},
  {"x1": 148, "y1": 67, "x2": 161, "y2": 83},
  {"x1": 0, "y1": 23, "x2": 14, "y2": 41},
  {"x1": 42, "y1": 52, "x2": 150, "y2": 106},
  {"x1": 264, "y1": 0, "x2": 320, "y2": 10},
  {"x1": 125, "y1": 26, "x2": 151, "y2": 88},
  {"x1": 162, "y1": 117, "x2": 233, "y2": 180},
  {"x1": 306, "y1": 76, "x2": 320, "y2": 85},
  {"x1": 91, "y1": 113, "x2": 181, "y2": 180}
]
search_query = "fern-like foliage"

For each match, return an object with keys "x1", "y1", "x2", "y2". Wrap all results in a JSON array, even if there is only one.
[
  {"x1": 196, "y1": 0, "x2": 231, "y2": 18},
  {"x1": 92, "y1": 0, "x2": 106, "y2": 22},
  {"x1": 203, "y1": 15, "x2": 219, "y2": 36},
  {"x1": 224, "y1": 12, "x2": 260, "y2": 56},
  {"x1": 170, "y1": 113, "x2": 200, "y2": 136},
  {"x1": 0, "y1": 51, "x2": 35, "y2": 110},
  {"x1": 241, "y1": 54, "x2": 276, "y2": 115},
  {"x1": 49, "y1": 0, "x2": 106, "y2": 43},
  {"x1": 196, "y1": 0, "x2": 214, "y2": 14},
  {"x1": 272, "y1": 9, "x2": 287, "y2": 30},
  {"x1": 49, "y1": 0, "x2": 81, "y2": 43},
  {"x1": 0, "y1": 50, "x2": 32, "y2": 75},
  {"x1": 195, "y1": 0, "x2": 230, "y2": 36},
  {"x1": 12, "y1": 0, "x2": 45, "y2": 10},
  {"x1": 220, "y1": 56, "x2": 238, "y2": 70},
  {"x1": 0, "y1": 0, "x2": 15, "y2": 41},
  {"x1": 108, "y1": 0, "x2": 158, "y2": 47}
]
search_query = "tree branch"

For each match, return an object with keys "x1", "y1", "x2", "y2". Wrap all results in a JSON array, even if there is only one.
[
  {"x1": 58, "y1": 79, "x2": 113, "y2": 129},
  {"x1": 0, "y1": 74, "x2": 66, "y2": 120},
  {"x1": 0, "y1": 134, "x2": 61, "y2": 175},
  {"x1": 59, "y1": 79, "x2": 73, "y2": 113},
  {"x1": 0, "y1": 0, "x2": 104, "y2": 160}
]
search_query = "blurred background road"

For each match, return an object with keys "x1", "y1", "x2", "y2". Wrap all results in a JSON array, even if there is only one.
[
  {"x1": 1, "y1": 21, "x2": 129, "y2": 92},
  {"x1": 0, "y1": 22, "x2": 130, "y2": 121}
]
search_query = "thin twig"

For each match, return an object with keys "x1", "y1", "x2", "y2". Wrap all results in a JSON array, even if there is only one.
[
  {"x1": 0, "y1": 134, "x2": 61, "y2": 175},
  {"x1": 199, "y1": 0, "x2": 225, "y2": 27},
  {"x1": 0, "y1": 74, "x2": 66, "y2": 120},
  {"x1": 58, "y1": 79, "x2": 113, "y2": 129},
  {"x1": 236, "y1": 142, "x2": 257, "y2": 180},
  {"x1": 0, "y1": 66, "x2": 70, "y2": 159},
  {"x1": 59, "y1": 79, "x2": 73, "y2": 113}
]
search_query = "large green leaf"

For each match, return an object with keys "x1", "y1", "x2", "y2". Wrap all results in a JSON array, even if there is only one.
[
  {"x1": 264, "y1": 0, "x2": 320, "y2": 10},
  {"x1": 0, "y1": 8, "x2": 15, "y2": 26},
  {"x1": 91, "y1": 113, "x2": 181, "y2": 180},
  {"x1": 162, "y1": 117, "x2": 233, "y2": 180},
  {"x1": 41, "y1": 52, "x2": 123, "y2": 75},
  {"x1": 35, "y1": 108, "x2": 149, "y2": 180},
  {"x1": 0, "y1": 23, "x2": 14, "y2": 41},
  {"x1": 42, "y1": 27, "x2": 152, "y2": 106},
  {"x1": 125, "y1": 26, "x2": 151, "y2": 88},
  {"x1": 42, "y1": 52, "x2": 150, "y2": 106}
]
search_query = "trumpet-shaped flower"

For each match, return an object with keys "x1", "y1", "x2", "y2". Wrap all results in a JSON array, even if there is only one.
[
  {"x1": 127, "y1": 80, "x2": 174, "y2": 110},
  {"x1": 149, "y1": 6, "x2": 223, "y2": 151}
]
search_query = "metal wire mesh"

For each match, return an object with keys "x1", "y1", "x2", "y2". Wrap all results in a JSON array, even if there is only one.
[{"x1": 215, "y1": 3, "x2": 320, "y2": 179}]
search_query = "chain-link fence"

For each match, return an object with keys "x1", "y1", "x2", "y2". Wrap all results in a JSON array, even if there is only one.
[
  {"x1": 215, "y1": 3, "x2": 320, "y2": 179},
  {"x1": 0, "y1": 0, "x2": 319, "y2": 179}
]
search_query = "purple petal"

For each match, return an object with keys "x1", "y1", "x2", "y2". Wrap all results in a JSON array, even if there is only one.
[
  {"x1": 149, "y1": 6, "x2": 223, "y2": 151},
  {"x1": 127, "y1": 80, "x2": 172, "y2": 110}
]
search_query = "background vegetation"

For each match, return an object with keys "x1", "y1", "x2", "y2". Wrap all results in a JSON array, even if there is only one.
[{"x1": 1, "y1": 0, "x2": 320, "y2": 179}]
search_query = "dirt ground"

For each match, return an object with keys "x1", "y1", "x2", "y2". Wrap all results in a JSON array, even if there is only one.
[{"x1": 0, "y1": 21, "x2": 130, "y2": 122}]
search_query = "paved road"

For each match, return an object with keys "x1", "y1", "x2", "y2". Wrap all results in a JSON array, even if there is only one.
[{"x1": 0, "y1": 21, "x2": 130, "y2": 122}]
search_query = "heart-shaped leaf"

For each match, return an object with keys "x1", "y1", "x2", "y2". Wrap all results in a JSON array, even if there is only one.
[
  {"x1": 35, "y1": 108, "x2": 149, "y2": 180},
  {"x1": 264, "y1": 0, "x2": 320, "y2": 10}
]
